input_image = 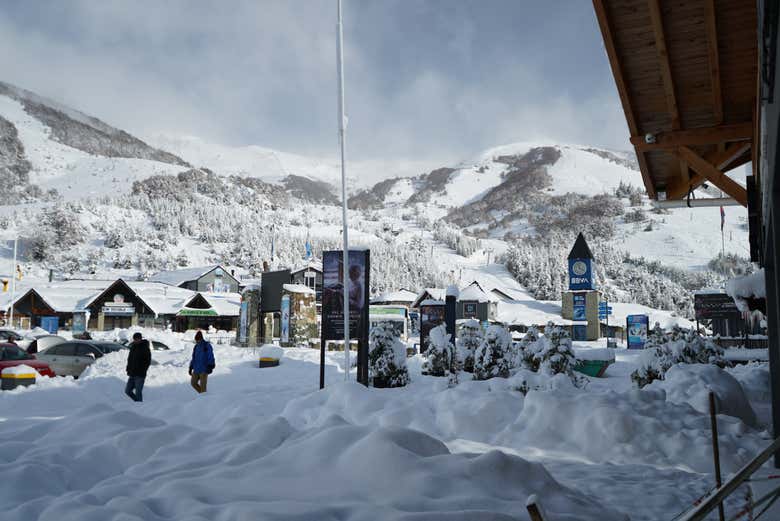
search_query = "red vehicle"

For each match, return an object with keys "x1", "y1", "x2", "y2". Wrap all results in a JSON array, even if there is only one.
[{"x1": 0, "y1": 342, "x2": 55, "y2": 377}]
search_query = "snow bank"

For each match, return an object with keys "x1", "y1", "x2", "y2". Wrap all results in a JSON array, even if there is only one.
[
  {"x1": 647, "y1": 364, "x2": 758, "y2": 428},
  {"x1": 283, "y1": 380, "x2": 762, "y2": 474},
  {"x1": 0, "y1": 395, "x2": 624, "y2": 521}
]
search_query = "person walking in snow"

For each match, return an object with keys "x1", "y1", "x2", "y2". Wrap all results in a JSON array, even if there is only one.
[
  {"x1": 189, "y1": 330, "x2": 215, "y2": 394},
  {"x1": 125, "y1": 332, "x2": 151, "y2": 402}
]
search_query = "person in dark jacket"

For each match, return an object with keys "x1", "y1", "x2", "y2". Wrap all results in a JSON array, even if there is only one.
[
  {"x1": 189, "y1": 330, "x2": 215, "y2": 394},
  {"x1": 125, "y1": 332, "x2": 152, "y2": 402}
]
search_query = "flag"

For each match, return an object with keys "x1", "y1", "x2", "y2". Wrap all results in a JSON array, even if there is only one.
[
  {"x1": 305, "y1": 230, "x2": 312, "y2": 260},
  {"x1": 16, "y1": 264, "x2": 22, "y2": 281},
  {"x1": 720, "y1": 206, "x2": 725, "y2": 231}
]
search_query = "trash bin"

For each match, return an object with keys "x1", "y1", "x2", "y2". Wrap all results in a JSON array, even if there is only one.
[{"x1": 2, "y1": 365, "x2": 37, "y2": 390}]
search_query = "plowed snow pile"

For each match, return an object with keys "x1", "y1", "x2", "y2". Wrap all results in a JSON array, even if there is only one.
[{"x1": 0, "y1": 337, "x2": 769, "y2": 521}]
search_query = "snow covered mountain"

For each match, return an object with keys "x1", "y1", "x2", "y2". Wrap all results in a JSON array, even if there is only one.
[{"x1": 0, "y1": 80, "x2": 753, "y2": 319}]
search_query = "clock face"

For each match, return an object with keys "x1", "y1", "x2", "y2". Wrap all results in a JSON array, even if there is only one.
[{"x1": 572, "y1": 261, "x2": 588, "y2": 276}]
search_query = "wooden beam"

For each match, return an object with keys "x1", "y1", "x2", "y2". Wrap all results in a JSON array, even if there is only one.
[
  {"x1": 667, "y1": 153, "x2": 751, "y2": 200},
  {"x1": 667, "y1": 146, "x2": 750, "y2": 200},
  {"x1": 592, "y1": 0, "x2": 656, "y2": 198},
  {"x1": 630, "y1": 123, "x2": 753, "y2": 150},
  {"x1": 675, "y1": 146, "x2": 747, "y2": 206},
  {"x1": 704, "y1": 0, "x2": 723, "y2": 125},
  {"x1": 647, "y1": 0, "x2": 680, "y2": 130}
]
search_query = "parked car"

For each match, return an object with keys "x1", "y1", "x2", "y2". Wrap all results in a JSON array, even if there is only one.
[
  {"x1": 121, "y1": 338, "x2": 170, "y2": 351},
  {"x1": 0, "y1": 342, "x2": 55, "y2": 378},
  {"x1": 26, "y1": 335, "x2": 66, "y2": 355},
  {"x1": 36, "y1": 340, "x2": 128, "y2": 378},
  {"x1": 0, "y1": 329, "x2": 25, "y2": 344}
]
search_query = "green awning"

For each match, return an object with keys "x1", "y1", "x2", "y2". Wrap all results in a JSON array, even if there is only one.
[{"x1": 178, "y1": 307, "x2": 218, "y2": 317}]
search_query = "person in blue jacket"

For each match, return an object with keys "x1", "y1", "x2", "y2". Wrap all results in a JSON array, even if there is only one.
[{"x1": 189, "y1": 330, "x2": 215, "y2": 393}]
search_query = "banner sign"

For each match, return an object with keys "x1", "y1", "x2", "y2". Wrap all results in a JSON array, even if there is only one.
[
  {"x1": 238, "y1": 301, "x2": 248, "y2": 343},
  {"x1": 463, "y1": 302, "x2": 478, "y2": 319},
  {"x1": 568, "y1": 258, "x2": 595, "y2": 291},
  {"x1": 102, "y1": 303, "x2": 135, "y2": 316},
  {"x1": 178, "y1": 308, "x2": 218, "y2": 317},
  {"x1": 573, "y1": 293, "x2": 586, "y2": 321},
  {"x1": 321, "y1": 250, "x2": 370, "y2": 341},
  {"x1": 280, "y1": 294, "x2": 290, "y2": 343},
  {"x1": 626, "y1": 314, "x2": 649, "y2": 349},
  {"x1": 419, "y1": 303, "x2": 445, "y2": 353},
  {"x1": 71, "y1": 312, "x2": 86, "y2": 335},
  {"x1": 694, "y1": 293, "x2": 740, "y2": 320}
]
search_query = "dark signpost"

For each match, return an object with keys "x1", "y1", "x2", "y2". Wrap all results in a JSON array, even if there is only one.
[
  {"x1": 445, "y1": 291, "x2": 457, "y2": 348},
  {"x1": 320, "y1": 249, "x2": 370, "y2": 388},
  {"x1": 419, "y1": 302, "x2": 445, "y2": 354}
]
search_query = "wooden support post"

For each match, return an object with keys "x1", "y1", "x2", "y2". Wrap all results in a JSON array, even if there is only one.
[
  {"x1": 526, "y1": 495, "x2": 548, "y2": 521},
  {"x1": 709, "y1": 391, "x2": 726, "y2": 521}
]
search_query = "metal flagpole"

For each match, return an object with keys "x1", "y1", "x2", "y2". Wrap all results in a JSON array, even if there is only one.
[
  {"x1": 337, "y1": 0, "x2": 350, "y2": 380},
  {"x1": 9, "y1": 236, "x2": 17, "y2": 328}
]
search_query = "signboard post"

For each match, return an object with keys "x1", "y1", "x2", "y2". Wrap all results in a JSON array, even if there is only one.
[
  {"x1": 280, "y1": 295, "x2": 290, "y2": 345},
  {"x1": 71, "y1": 312, "x2": 87, "y2": 336},
  {"x1": 626, "y1": 314, "x2": 649, "y2": 349},
  {"x1": 573, "y1": 293, "x2": 586, "y2": 321},
  {"x1": 320, "y1": 249, "x2": 370, "y2": 388},
  {"x1": 419, "y1": 302, "x2": 445, "y2": 354},
  {"x1": 238, "y1": 301, "x2": 248, "y2": 344},
  {"x1": 598, "y1": 300, "x2": 613, "y2": 347}
]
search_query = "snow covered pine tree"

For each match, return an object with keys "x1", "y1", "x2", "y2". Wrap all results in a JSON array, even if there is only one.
[
  {"x1": 422, "y1": 324, "x2": 457, "y2": 377},
  {"x1": 473, "y1": 325, "x2": 512, "y2": 380},
  {"x1": 456, "y1": 319, "x2": 483, "y2": 373},
  {"x1": 369, "y1": 324, "x2": 410, "y2": 388}
]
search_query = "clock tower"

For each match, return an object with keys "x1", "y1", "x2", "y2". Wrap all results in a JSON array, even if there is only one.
[{"x1": 561, "y1": 232, "x2": 601, "y2": 341}]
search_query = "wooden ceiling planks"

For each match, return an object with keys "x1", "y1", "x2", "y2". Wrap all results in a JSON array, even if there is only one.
[{"x1": 592, "y1": 0, "x2": 757, "y2": 206}]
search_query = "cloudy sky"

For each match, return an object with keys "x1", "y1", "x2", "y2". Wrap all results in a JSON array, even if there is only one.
[{"x1": 0, "y1": 0, "x2": 629, "y2": 165}]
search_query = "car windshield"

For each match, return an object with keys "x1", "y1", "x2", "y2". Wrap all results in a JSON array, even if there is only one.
[
  {"x1": 2, "y1": 345, "x2": 31, "y2": 361},
  {"x1": 96, "y1": 343, "x2": 123, "y2": 353},
  {"x1": 0, "y1": 331, "x2": 21, "y2": 341}
]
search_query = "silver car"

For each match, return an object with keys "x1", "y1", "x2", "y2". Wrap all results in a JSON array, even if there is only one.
[{"x1": 37, "y1": 341, "x2": 127, "y2": 377}]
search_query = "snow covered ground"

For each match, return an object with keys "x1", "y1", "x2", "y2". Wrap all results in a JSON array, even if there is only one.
[{"x1": 0, "y1": 331, "x2": 770, "y2": 521}]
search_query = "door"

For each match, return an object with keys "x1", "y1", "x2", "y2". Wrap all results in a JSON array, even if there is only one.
[
  {"x1": 43, "y1": 343, "x2": 77, "y2": 376},
  {"x1": 72, "y1": 344, "x2": 99, "y2": 376}
]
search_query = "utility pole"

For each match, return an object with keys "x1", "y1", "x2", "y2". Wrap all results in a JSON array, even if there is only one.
[
  {"x1": 9, "y1": 236, "x2": 17, "y2": 328},
  {"x1": 337, "y1": 0, "x2": 351, "y2": 379}
]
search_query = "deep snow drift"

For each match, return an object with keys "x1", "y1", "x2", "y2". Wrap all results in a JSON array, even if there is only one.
[{"x1": 0, "y1": 333, "x2": 770, "y2": 521}]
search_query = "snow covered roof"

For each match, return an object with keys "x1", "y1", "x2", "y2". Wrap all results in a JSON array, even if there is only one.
[
  {"x1": 412, "y1": 288, "x2": 446, "y2": 308},
  {"x1": 283, "y1": 284, "x2": 316, "y2": 295},
  {"x1": 458, "y1": 284, "x2": 491, "y2": 303},
  {"x1": 149, "y1": 265, "x2": 233, "y2": 287},
  {"x1": 290, "y1": 260, "x2": 323, "y2": 275},
  {"x1": 371, "y1": 289, "x2": 417, "y2": 304},
  {"x1": 14, "y1": 281, "x2": 105, "y2": 313},
  {"x1": 496, "y1": 299, "x2": 575, "y2": 326},
  {"x1": 419, "y1": 299, "x2": 444, "y2": 307},
  {"x1": 197, "y1": 292, "x2": 242, "y2": 316}
]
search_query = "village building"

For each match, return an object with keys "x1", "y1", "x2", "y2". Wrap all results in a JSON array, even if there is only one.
[{"x1": 149, "y1": 265, "x2": 240, "y2": 293}]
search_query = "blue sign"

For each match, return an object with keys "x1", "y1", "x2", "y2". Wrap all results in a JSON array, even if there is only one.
[
  {"x1": 572, "y1": 324, "x2": 587, "y2": 341},
  {"x1": 626, "y1": 314, "x2": 649, "y2": 349},
  {"x1": 573, "y1": 293, "x2": 586, "y2": 321},
  {"x1": 568, "y1": 258, "x2": 595, "y2": 291}
]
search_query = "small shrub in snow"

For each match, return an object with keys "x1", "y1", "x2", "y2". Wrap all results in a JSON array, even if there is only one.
[
  {"x1": 518, "y1": 323, "x2": 586, "y2": 388},
  {"x1": 456, "y1": 319, "x2": 483, "y2": 373},
  {"x1": 422, "y1": 324, "x2": 456, "y2": 378},
  {"x1": 630, "y1": 326, "x2": 729, "y2": 388},
  {"x1": 473, "y1": 325, "x2": 512, "y2": 380},
  {"x1": 369, "y1": 324, "x2": 410, "y2": 388}
]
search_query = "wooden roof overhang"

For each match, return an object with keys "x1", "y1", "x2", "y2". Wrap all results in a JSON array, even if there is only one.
[{"x1": 592, "y1": 0, "x2": 758, "y2": 207}]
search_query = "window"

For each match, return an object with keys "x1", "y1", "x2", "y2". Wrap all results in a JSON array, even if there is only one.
[
  {"x1": 53, "y1": 343, "x2": 77, "y2": 356},
  {"x1": 1, "y1": 345, "x2": 30, "y2": 361},
  {"x1": 75, "y1": 344, "x2": 99, "y2": 357}
]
